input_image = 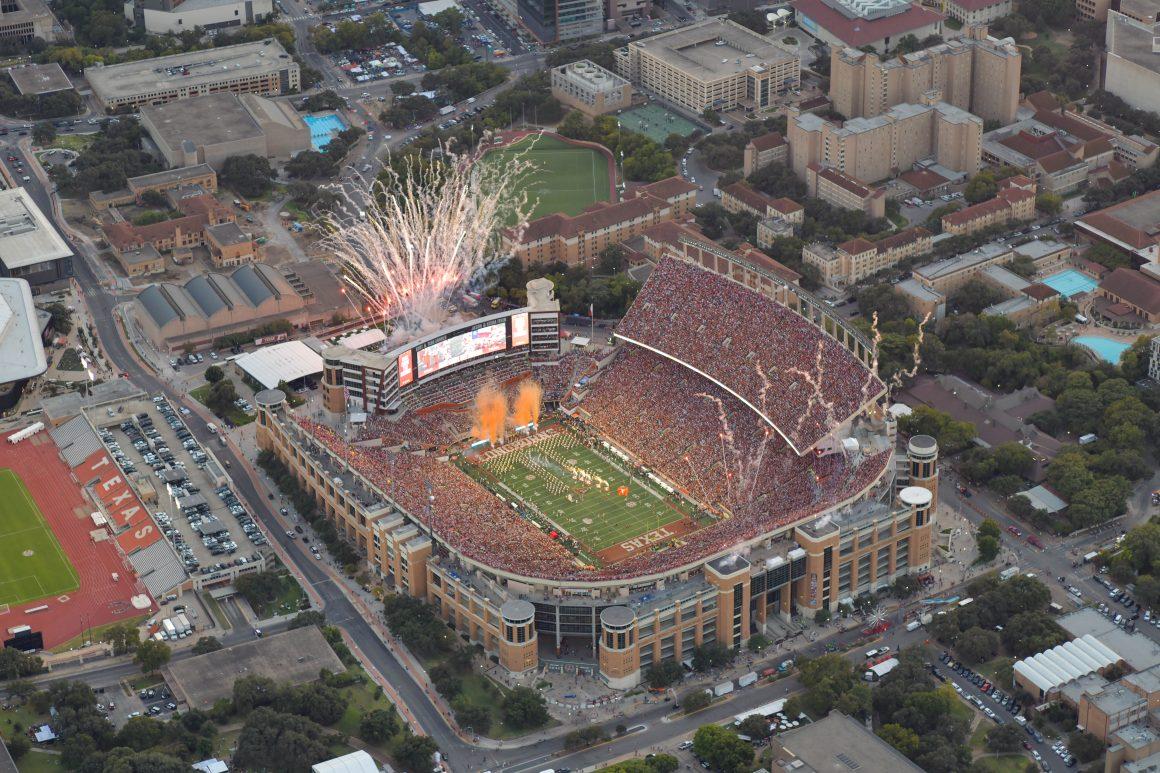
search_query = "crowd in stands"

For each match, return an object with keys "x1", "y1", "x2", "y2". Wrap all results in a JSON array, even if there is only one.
[
  {"x1": 294, "y1": 343, "x2": 891, "y2": 581},
  {"x1": 615, "y1": 259, "x2": 883, "y2": 453}
]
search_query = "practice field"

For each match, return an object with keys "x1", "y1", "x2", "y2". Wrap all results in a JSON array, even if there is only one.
[
  {"x1": 0, "y1": 468, "x2": 80, "y2": 606},
  {"x1": 486, "y1": 133, "x2": 612, "y2": 220},
  {"x1": 467, "y1": 426, "x2": 697, "y2": 565}
]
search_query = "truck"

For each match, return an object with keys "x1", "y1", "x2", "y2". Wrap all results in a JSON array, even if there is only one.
[
  {"x1": 733, "y1": 699, "x2": 785, "y2": 726},
  {"x1": 1084, "y1": 551, "x2": 1100, "y2": 564},
  {"x1": 999, "y1": 566, "x2": 1020, "y2": 581},
  {"x1": 738, "y1": 671, "x2": 758, "y2": 688},
  {"x1": 713, "y1": 681, "x2": 734, "y2": 698},
  {"x1": 175, "y1": 613, "x2": 192, "y2": 636},
  {"x1": 162, "y1": 619, "x2": 177, "y2": 639},
  {"x1": 906, "y1": 620, "x2": 922, "y2": 632},
  {"x1": 864, "y1": 657, "x2": 899, "y2": 681},
  {"x1": 439, "y1": 105, "x2": 456, "y2": 116}
]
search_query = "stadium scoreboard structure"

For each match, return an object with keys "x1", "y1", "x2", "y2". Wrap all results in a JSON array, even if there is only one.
[{"x1": 322, "y1": 285, "x2": 560, "y2": 416}]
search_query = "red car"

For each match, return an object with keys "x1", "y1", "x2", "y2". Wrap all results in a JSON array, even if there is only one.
[
  {"x1": 1027, "y1": 535, "x2": 1045, "y2": 549},
  {"x1": 1023, "y1": 741, "x2": 1033, "y2": 750},
  {"x1": 861, "y1": 620, "x2": 891, "y2": 636},
  {"x1": 1007, "y1": 525, "x2": 1022, "y2": 537}
]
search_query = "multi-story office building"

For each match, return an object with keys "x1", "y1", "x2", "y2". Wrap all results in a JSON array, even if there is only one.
[
  {"x1": 1105, "y1": 6, "x2": 1160, "y2": 113},
  {"x1": 0, "y1": 0, "x2": 59, "y2": 43},
  {"x1": 944, "y1": 0, "x2": 1012, "y2": 24},
  {"x1": 720, "y1": 182, "x2": 803, "y2": 225},
  {"x1": 789, "y1": 96, "x2": 983, "y2": 184},
  {"x1": 125, "y1": 0, "x2": 273, "y2": 34},
  {"x1": 828, "y1": 24, "x2": 1022, "y2": 126},
  {"x1": 941, "y1": 176, "x2": 1036, "y2": 235},
  {"x1": 550, "y1": 60, "x2": 633, "y2": 116},
  {"x1": 614, "y1": 20, "x2": 800, "y2": 114},
  {"x1": 1076, "y1": 0, "x2": 1113, "y2": 21},
  {"x1": 743, "y1": 131, "x2": 788, "y2": 176},
  {"x1": 0, "y1": 188, "x2": 72, "y2": 288},
  {"x1": 87, "y1": 38, "x2": 300, "y2": 110},
  {"x1": 803, "y1": 226, "x2": 932, "y2": 288},
  {"x1": 517, "y1": 0, "x2": 603, "y2": 43},
  {"x1": 805, "y1": 164, "x2": 887, "y2": 218}
]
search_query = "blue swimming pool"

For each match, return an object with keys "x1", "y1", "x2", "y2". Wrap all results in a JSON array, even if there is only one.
[
  {"x1": 1041, "y1": 268, "x2": 1098, "y2": 298},
  {"x1": 1073, "y1": 335, "x2": 1132, "y2": 363},
  {"x1": 303, "y1": 112, "x2": 348, "y2": 150}
]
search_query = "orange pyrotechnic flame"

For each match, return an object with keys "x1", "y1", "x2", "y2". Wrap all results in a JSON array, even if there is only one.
[
  {"x1": 472, "y1": 383, "x2": 508, "y2": 445},
  {"x1": 512, "y1": 380, "x2": 543, "y2": 428}
]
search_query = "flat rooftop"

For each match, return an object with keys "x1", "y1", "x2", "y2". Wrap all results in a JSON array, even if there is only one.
[
  {"x1": 166, "y1": 626, "x2": 345, "y2": 710},
  {"x1": 0, "y1": 188, "x2": 72, "y2": 270},
  {"x1": 206, "y1": 221, "x2": 251, "y2": 246},
  {"x1": 129, "y1": 164, "x2": 215, "y2": 191},
  {"x1": 629, "y1": 19, "x2": 798, "y2": 82},
  {"x1": 141, "y1": 93, "x2": 263, "y2": 149},
  {"x1": 1109, "y1": 11, "x2": 1160, "y2": 75},
  {"x1": 914, "y1": 242, "x2": 1011, "y2": 282},
  {"x1": 0, "y1": 279, "x2": 46, "y2": 383},
  {"x1": 87, "y1": 39, "x2": 293, "y2": 101},
  {"x1": 775, "y1": 711, "x2": 924, "y2": 772},
  {"x1": 6, "y1": 63, "x2": 71, "y2": 95}
]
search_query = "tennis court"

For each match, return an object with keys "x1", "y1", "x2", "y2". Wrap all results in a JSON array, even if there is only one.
[
  {"x1": 0, "y1": 468, "x2": 80, "y2": 606},
  {"x1": 467, "y1": 425, "x2": 696, "y2": 565},
  {"x1": 486, "y1": 133, "x2": 612, "y2": 220},
  {"x1": 617, "y1": 104, "x2": 700, "y2": 144}
]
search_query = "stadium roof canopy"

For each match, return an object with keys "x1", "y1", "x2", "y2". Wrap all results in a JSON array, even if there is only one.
[
  {"x1": 0, "y1": 278, "x2": 47, "y2": 384},
  {"x1": 235, "y1": 340, "x2": 323, "y2": 389},
  {"x1": 1013, "y1": 634, "x2": 1120, "y2": 695}
]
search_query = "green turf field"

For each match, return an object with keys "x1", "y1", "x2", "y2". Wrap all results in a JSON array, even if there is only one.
[
  {"x1": 616, "y1": 104, "x2": 701, "y2": 145},
  {"x1": 0, "y1": 469, "x2": 79, "y2": 606},
  {"x1": 469, "y1": 427, "x2": 690, "y2": 561},
  {"x1": 487, "y1": 133, "x2": 612, "y2": 220}
]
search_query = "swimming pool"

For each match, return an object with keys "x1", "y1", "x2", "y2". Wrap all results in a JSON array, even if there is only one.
[
  {"x1": 303, "y1": 113, "x2": 348, "y2": 150},
  {"x1": 1041, "y1": 268, "x2": 1098, "y2": 298},
  {"x1": 1072, "y1": 335, "x2": 1132, "y2": 363}
]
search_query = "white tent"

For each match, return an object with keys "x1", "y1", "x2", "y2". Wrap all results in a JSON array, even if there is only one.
[{"x1": 235, "y1": 341, "x2": 324, "y2": 390}]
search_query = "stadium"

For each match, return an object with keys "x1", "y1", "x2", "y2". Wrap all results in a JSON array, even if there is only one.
[{"x1": 257, "y1": 257, "x2": 940, "y2": 688}]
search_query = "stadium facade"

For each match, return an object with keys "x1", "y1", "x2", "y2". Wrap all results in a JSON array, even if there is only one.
[{"x1": 255, "y1": 265, "x2": 938, "y2": 689}]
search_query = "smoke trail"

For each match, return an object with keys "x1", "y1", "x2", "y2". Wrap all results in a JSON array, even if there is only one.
[
  {"x1": 888, "y1": 312, "x2": 931, "y2": 396},
  {"x1": 318, "y1": 138, "x2": 533, "y2": 339}
]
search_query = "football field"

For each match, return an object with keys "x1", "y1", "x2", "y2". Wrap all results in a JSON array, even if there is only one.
[
  {"x1": 470, "y1": 426, "x2": 694, "y2": 563},
  {"x1": 0, "y1": 468, "x2": 80, "y2": 606},
  {"x1": 485, "y1": 133, "x2": 612, "y2": 220}
]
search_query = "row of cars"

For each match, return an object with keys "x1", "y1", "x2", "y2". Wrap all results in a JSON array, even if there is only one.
[{"x1": 217, "y1": 485, "x2": 268, "y2": 548}]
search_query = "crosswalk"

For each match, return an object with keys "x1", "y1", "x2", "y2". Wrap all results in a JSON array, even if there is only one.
[{"x1": 283, "y1": 12, "x2": 318, "y2": 20}]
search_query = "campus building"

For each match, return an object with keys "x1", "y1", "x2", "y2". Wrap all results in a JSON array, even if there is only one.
[
  {"x1": 140, "y1": 93, "x2": 310, "y2": 170},
  {"x1": 90, "y1": 165, "x2": 219, "y2": 211},
  {"x1": 742, "y1": 131, "x2": 788, "y2": 177},
  {"x1": 503, "y1": 177, "x2": 697, "y2": 268},
  {"x1": 940, "y1": 176, "x2": 1036, "y2": 236},
  {"x1": 944, "y1": 0, "x2": 1012, "y2": 25},
  {"x1": 791, "y1": 0, "x2": 944, "y2": 53},
  {"x1": 828, "y1": 24, "x2": 1022, "y2": 125},
  {"x1": 87, "y1": 38, "x2": 300, "y2": 111},
  {"x1": 613, "y1": 19, "x2": 800, "y2": 114},
  {"x1": 788, "y1": 97, "x2": 983, "y2": 185},
  {"x1": 0, "y1": 0, "x2": 59, "y2": 42},
  {"x1": 515, "y1": 0, "x2": 603, "y2": 43},
  {"x1": 0, "y1": 188, "x2": 72, "y2": 288},
  {"x1": 720, "y1": 182, "x2": 803, "y2": 227},
  {"x1": 125, "y1": 0, "x2": 273, "y2": 34},
  {"x1": 803, "y1": 227, "x2": 932, "y2": 288},
  {"x1": 1104, "y1": 6, "x2": 1160, "y2": 113},
  {"x1": 1077, "y1": 189, "x2": 1160, "y2": 265},
  {"x1": 550, "y1": 60, "x2": 632, "y2": 116},
  {"x1": 804, "y1": 164, "x2": 887, "y2": 218}
]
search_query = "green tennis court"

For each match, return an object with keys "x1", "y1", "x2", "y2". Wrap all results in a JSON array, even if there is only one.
[
  {"x1": 0, "y1": 469, "x2": 79, "y2": 606},
  {"x1": 616, "y1": 104, "x2": 700, "y2": 144},
  {"x1": 486, "y1": 133, "x2": 612, "y2": 220}
]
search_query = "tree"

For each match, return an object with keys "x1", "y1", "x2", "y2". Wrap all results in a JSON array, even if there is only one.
[
  {"x1": 692, "y1": 724, "x2": 753, "y2": 773},
  {"x1": 1068, "y1": 730, "x2": 1106, "y2": 762},
  {"x1": 234, "y1": 708, "x2": 334, "y2": 772},
  {"x1": 987, "y1": 723, "x2": 1024, "y2": 753},
  {"x1": 203, "y1": 364, "x2": 225, "y2": 384},
  {"x1": 692, "y1": 643, "x2": 733, "y2": 672},
  {"x1": 114, "y1": 715, "x2": 165, "y2": 751},
  {"x1": 134, "y1": 639, "x2": 171, "y2": 674},
  {"x1": 737, "y1": 714, "x2": 773, "y2": 741},
  {"x1": 393, "y1": 733, "x2": 439, "y2": 773},
  {"x1": 191, "y1": 636, "x2": 222, "y2": 655},
  {"x1": 891, "y1": 574, "x2": 921, "y2": 599},
  {"x1": 1036, "y1": 192, "x2": 1063, "y2": 214},
  {"x1": 0, "y1": 647, "x2": 41, "y2": 680},
  {"x1": 4, "y1": 732, "x2": 29, "y2": 760},
  {"x1": 976, "y1": 534, "x2": 1000, "y2": 562},
  {"x1": 220, "y1": 154, "x2": 275, "y2": 198},
  {"x1": 747, "y1": 634, "x2": 770, "y2": 653},
  {"x1": 951, "y1": 279, "x2": 1005, "y2": 315},
  {"x1": 234, "y1": 571, "x2": 285, "y2": 609},
  {"x1": 957, "y1": 627, "x2": 1000, "y2": 664},
  {"x1": 878, "y1": 723, "x2": 920, "y2": 756},
  {"x1": 44, "y1": 302, "x2": 73, "y2": 335},
  {"x1": 681, "y1": 689, "x2": 711, "y2": 713},
  {"x1": 857, "y1": 284, "x2": 912, "y2": 323},
  {"x1": 501, "y1": 686, "x2": 549, "y2": 729},
  {"x1": 1001, "y1": 611, "x2": 1068, "y2": 657},
  {"x1": 564, "y1": 724, "x2": 607, "y2": 750},
  {"x1": 359, "y1": 707, "x2": 400, "y2": 744},
  {"x1": 32, "y1": 122, "x2": 55, "y2": 146},
  {"x1": 205, "y1": 378, "x2": 238, "y2": 417},
  {"x1": 645, "y1": 660, "x2": 685, "y2": 689},
  {"x1": 451, "y1": 697, "x2": 489, "y2": 734}
]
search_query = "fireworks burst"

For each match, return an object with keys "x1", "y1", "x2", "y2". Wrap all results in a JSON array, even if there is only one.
[
  {"x1": 318, "y1": 140, "x2": 532, "y2": 338},
  {"x1": 889, "y1": 312, "x2": 931, "y2": 395}
]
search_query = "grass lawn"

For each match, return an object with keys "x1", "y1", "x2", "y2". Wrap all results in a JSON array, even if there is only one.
[
  {"x1": 190, "y1": 383, "x2": 255, "y2": 427},
  {"x1": 333, "y1": 667, "x2": 407, "y2": 756},
  {"x1": 461, "y1": 424, "x2": 693, "y2": 564},
  {"x1": 970, "y1": 720, "x2": 991, "y2": 750},
  {"x1": 11, "y1": 749, "x2": 64, "y2": 773},
  {"x1": 483, "y1": 133, "x2": 611, "y2": 220},
  {"x1": 249, "y1": 572, "x2": 308, "y2": 620},
  {"x1": 972, "y1": 754, "x2": 1033, "y2": 773},
  {"x1": 56, "y1": 349, "x2": 83, "y2": 371},
  {"x1": 211, "y1": 726, "x2": 243, "y2": 759},
  {"x1": 48, "y1": 134, "x2": 96, "y2": 153},
  {"x1": 455, "y1": 672, "x2": 559, "y2": 739},
  {"x1": 976, "y1": 657, "x2": 1016, "y2": 688},
  {"x1": 948, "y1": 696, "x2": 975, "y2": 724},
  {"x1": 51, "y1": 613, "x2": 150, "y2": 653},
  {"x1": 0, "y1": 469, "x2": 80, "y2": 606}
]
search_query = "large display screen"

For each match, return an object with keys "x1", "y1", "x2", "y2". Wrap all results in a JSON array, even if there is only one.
[
  {"x1": 511, "y1": 313, "x2": 529, "y2": 348},
  {"x1": 397, "y1": 351, "x2": 414, "y2": 387},
  {"x1": 416, "y1": 322, "x2": 507, "y2": 378}
]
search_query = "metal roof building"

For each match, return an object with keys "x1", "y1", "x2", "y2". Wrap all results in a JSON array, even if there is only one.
[
  {"x1": 235, "y1": 340, "x2": 323, "y2": 390},
  {"x1": 1014, "y1": 634, "x2": 1120, "y2": 698}
]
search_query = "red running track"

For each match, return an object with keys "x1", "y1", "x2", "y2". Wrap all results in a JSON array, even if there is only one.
[{"x1": 0, "y1": 431, "x2": 155, "y2": 648}]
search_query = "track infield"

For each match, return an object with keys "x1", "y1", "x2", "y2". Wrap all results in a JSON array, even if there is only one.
[
  {"x1": 466, "y1": 426, "x2": 697, "y2": 565},
  {"x1": 486, "y1": 133, "x2": 612, "y2": 220},
  {"x1": 0, "y1": 468, "x2": 80, "y2": 606}
]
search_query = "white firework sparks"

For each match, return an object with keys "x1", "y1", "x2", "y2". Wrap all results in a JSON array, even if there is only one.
[{"x1": 318, "y1": 141, "x2": 532, "y2": 338}]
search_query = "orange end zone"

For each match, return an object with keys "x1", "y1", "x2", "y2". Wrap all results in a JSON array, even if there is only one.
[{"x1": 0, "y1": 432, "x2": 156, "y2": 649}]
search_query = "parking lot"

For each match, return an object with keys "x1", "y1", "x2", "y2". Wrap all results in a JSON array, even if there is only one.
[
  {"x1": 936, "y1": 651, "x2": 1072, "y2": 771},
  {"x1": 98, "y1": 395, "x2": 268, "y2": 578}
]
